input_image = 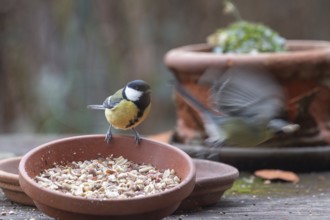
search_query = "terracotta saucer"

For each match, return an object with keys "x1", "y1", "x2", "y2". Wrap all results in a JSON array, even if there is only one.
[
  {"x1": 1, "y1": 146, "x2": 238, "y2": 217},
  {"x1": 0, "y1": 157, "x2": 35, "y2": 206},
  {"x1": 178, "y1": 159, "x2": 239, "y2": 210},
  {"x1": 19, "y1": 135, "x2": 196, "y2": 220}
]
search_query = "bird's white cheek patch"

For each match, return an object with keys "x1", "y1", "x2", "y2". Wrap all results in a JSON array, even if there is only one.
[{"x1": 125, "y1": 87, "x2": 142, "y2": 101}]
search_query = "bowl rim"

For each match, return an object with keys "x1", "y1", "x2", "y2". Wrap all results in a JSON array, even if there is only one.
[
  {"x1": 0, "y1": 156, "x2": 21, "y2": 185},
  {"x1": 0, "y1": 181, "x2": 22, "y2": 192},
  {"x1": 19, "y1": 134, "x2": 196, "y2": 215},
  {"x1": 193, "y1": 159, "x2": 239, "y2": 185}
]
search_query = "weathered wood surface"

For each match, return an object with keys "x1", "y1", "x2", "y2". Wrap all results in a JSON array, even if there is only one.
[
  {"x1": 168, "y1": 172, "x2": 330, "y2": 220},
  {"x1": 1, "y1": 135, "x2": 330, "y2": 219}
]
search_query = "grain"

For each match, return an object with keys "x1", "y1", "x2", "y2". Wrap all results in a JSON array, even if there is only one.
[{"x1": 35, "y1": 155, "x2": 181, "y2": 199}]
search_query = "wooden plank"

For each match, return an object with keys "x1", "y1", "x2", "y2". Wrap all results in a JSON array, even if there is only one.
[{"x1": 0, "y1": 190, "x2": 50, "y2": 219}]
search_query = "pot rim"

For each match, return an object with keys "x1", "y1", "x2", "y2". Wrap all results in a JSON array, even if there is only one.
[{"x1": 164, "y1": 40, "x2": 330, "y2": 72}]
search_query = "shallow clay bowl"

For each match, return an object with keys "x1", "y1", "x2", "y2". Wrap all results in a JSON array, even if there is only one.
[
  {"x1": 19, "y1": 135, "x2": 195, "y2": 220},
  {"x1": 0, "y1": 157, "x2": 35, "y2": 206},
  {"x1": 178, "y1": 159, "x2": 239, "y2": 210}
]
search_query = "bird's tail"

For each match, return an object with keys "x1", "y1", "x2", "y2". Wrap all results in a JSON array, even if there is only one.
[
  {"x1": 172, "y1": 80, "x2": 213, "y2": 115},
  {"x1": 87, "y1": 105, "x2": 105, "y2": 110}
]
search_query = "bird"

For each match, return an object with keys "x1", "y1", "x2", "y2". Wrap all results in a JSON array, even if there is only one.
[
  {"x1": 87, "y1": 80, "x2": 151, "y2": 144},
  {"x1": 174, "y1": 66, "x2": 299, "y2": 148}
]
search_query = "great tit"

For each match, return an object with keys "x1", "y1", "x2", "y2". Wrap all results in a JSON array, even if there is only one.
[
  {"x1": 174, "y1": 66, "x2": 299, "y2": 147},
  {"x1": 87, "y1": 80, "x2": 151, "y2": 144}
]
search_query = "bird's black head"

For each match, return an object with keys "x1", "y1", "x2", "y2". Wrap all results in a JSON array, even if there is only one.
[
  {"x1": 123, "y1": 80, "x2": 151, "y2": 110},
  {"x1": 126, "y1": 80, "x2": 151, "y2": 93}
]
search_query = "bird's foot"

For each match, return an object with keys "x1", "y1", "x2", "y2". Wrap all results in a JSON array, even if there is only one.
[
  {"x1": 105, "y1": 132, "x2": 112, "y2": 143},
  {"x1": 204, "y1": 137, "x2": 226, "y2": 148},
  {"x1": 105, "y1": 125, "x2": 112, "y2": 144},
  {"x1": 196, "y1": 138, "x2": 225, "y2": 161},
  {"x1": 132, "y1": 128, "x2": 141, "y2": 144},
  {"x1": 193, "y1": 149, "x2": 219, "y2": 161},
  {"x1": 135, "y1": 135, "x2": 141, "y2": 144}
]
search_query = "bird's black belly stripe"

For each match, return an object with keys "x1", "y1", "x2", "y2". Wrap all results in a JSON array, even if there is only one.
[{"x1": 126, "y1": 110, "x2": 143, "y2": 128}]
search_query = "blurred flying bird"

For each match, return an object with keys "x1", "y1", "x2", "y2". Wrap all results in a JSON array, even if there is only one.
[
  {"x1": 174, "y1": 66, "x2": 299, "y2": 147},
  {"x1": 88, "y1": 80, "x2": 151, "y2": 144}
]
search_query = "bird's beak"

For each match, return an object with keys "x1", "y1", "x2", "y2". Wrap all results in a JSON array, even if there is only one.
[{"x1": 281, "y1": 124, "x2": 300, "y2": 134}]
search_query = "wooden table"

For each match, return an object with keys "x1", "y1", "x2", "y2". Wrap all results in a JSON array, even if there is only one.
[{"x1": 1, "y1": 134, "x2": 330, "y2": 219}]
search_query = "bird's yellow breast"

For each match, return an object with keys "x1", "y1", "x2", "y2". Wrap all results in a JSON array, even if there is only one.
[{"x1": 104, "y1": 100, "x2": 151, "y2": 130}]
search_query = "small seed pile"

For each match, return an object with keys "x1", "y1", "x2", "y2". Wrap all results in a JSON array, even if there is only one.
[{"x1": 35, "y1": 155, "x2": 181, "y2": 199}]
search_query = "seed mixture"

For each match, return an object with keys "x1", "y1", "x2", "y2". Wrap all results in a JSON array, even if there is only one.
[{"x1": 35, "y1": 155, "x2": 181, "y2": 199}]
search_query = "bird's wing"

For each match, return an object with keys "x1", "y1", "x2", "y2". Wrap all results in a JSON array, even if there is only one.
[
  {"x1": 87, "y1": 89, "x2": 124, "y2": 110},
  {"x1": 103, "y1": 88, "x2": 124, "y2": 109},
  {"x1": 204, "y1": 66, "x2": 285, "y2": 119}
]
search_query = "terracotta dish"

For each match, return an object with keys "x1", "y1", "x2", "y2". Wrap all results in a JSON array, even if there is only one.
[
  {"x1": 1, "y1": 148, "x2": 238, "y2": 215},
  {"x1": 19, "y1": 135, "x2": 196, "y2": 220},
  {"x1": 178, "y1": 159, "x2": 239, "y2": 210},
  {"x1": 0, "y1": 157, "x2": 34, "y2": 206}
]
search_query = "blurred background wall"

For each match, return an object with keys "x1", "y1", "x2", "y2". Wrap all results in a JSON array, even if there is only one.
[{"x1": 0, "y1": 0, "x2": 330, "y2": 136}]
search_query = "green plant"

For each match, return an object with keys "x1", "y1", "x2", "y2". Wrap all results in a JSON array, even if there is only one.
[{"x1": 207, "y1": 1, "x2": 286, "y2": 54}]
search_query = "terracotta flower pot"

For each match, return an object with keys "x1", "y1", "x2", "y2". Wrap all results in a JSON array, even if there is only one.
[{"x1": 165, "y1": 40, "x2": 330, "y2": 148}]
